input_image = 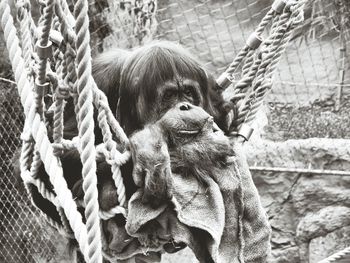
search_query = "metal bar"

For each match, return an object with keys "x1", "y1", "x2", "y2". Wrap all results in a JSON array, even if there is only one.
[
  {"x1": 249, "y1": 166, "x2": 350, "y2": 176},
  {"x1": 335, "y1": 40, "x2": 346, "y2": 111}
]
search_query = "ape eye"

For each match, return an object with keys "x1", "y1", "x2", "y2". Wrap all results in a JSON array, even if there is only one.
[
  {"x1": 184, "y1": 86, "x2": 193, "y2": 97},
  {"x1": 163, "y1": 90, "x2": 175, "y2": 100}
]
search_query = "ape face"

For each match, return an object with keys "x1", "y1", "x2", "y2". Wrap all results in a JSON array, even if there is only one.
[
  {"x1": 117, "y1": 41, "x2": 226, "y2": 135},
  {"x1": 155, "y1": 78, "x2": 204, "y2": 118}
]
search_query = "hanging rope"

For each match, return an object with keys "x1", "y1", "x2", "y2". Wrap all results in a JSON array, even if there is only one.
[
  {"x1": 0, "y1": 2, "x2": 91, "y2": 261},
  {"x1": 217, "y1": 0, "x2": 306, "y2": 142},
  {"x1": 0, "y1": 0, "x2": 311, "y2": 261},
  {"x1": 73, "y1": 0, "x2": 103, "y2": 260},
  {"x1": 0, "y1": 0, "x2": 131, "y2": 261}
]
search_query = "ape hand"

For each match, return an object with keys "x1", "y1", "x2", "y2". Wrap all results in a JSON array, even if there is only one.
[{"x1": 129, "y1": 126, "x2": 173, "y2": 208}]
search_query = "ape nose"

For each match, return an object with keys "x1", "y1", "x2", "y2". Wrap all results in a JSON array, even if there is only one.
[{"x1": 179, "y1": 103, "x2": 191, "y2": 111}]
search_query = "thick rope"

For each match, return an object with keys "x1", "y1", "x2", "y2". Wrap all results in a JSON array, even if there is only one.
[
  {"x1": 20, "y1": 117, "x2": 73, "y2": 237},
  {"x1": 0, "y1": 2, "x2": 90, "y2": 261},
  {"x1": 318, "y1": 247, "x2": 350, "y2": 263},
  {"x1": 4, "y1": 0, "x2": 310, "y2": 262},
  {"x1": 73, "y1": 0, "x2": 103, "y2": 261},
  {"x1": 223, "y1": 8, "x2": 275, "y2": 77},
  {"x1": 238, "y1": 13, "x2": 291, "y2": 112},
  {"x1": 17, "y1": 0, "x2": 33, "y2": 77},
  {"x1": 96, "y1": 98, "x2": 127, "y2": 207},
  {"x1": 94, "y1": 87, "x2": 130, "y2": 147},
  {"x1": 235, "y1": 1, "x2": 306, "y2": 129},
  {"x1": 36, "y1": 0, "x2": 54, "y2": 83}
]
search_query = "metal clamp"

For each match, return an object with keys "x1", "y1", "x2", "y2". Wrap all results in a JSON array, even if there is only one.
[
  {"x1": 35, "y1": 79, "x2": 50, "y2": 96},
  {"x1": 36, "y1": 41, "x2": 53, "y2": 59},
  {"x1": 272, "y1": 0, "x2": 286, "y2": 14},
  {"x1": 216, "y1": 72, "x2": 236, "y2": 90},
  {"x1": 246, "y1": 32, "x2": 263, "y2": 49},
  {"x1": 49, "y1": 30, "x2": 64, "y2": 47},
  {"x1": 237, "y1": 124, "x2": 254, "y2": 141}
]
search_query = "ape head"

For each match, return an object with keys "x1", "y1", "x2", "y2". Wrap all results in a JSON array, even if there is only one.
[
  {"x1": 117, "y1": 41, "x2": 233, "y2": 135},
  {"x1": 129, "y1": 102, "x2": 233, "y2": 208}
]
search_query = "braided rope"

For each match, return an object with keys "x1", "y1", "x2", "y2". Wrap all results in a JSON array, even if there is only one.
[
  {"x1": 97, "y1": 98, "x2": 127, "y2": 207},
  {"x1": 236, "y1": 11, "x2": 292, "y2": 127},
  {"x1": 36, "y1": 0, "x2": 54, "y2": 84},
  {"x1": 17, "y1": 0, "x2": 33, "y2": 77},
  {"x1": 255, "y1": 8, "x2": 275, "y2": 36},
  {"x1": 73, "y1": 0, "x2": 103, "y2": 261},
  {"x1": 223, "y1": 7, "x2": 275, "y2": 77},
  {"x1": 52, "y1": 137, "x2": 79, "y2": 151},
  {"x1": 94, "y1": 87, "x2": 130, "y2": 147},
  {"x1": 55, "y1": 0, "x2": 76, "y2": 47},
  {"x1": 241, "y1": 50, "x2": 255, "y2": 76},
  {"x1": 30, "y1": 148, "x2": 42, "y2": 179},
  {"x1": 0, "y1": 2, "x2": 90, "y2": 261},
  {"x1": 318, "y1": 247, "x2": 350, "y2": 263},
  {"x1": 233, "y1": 54, "x2": 262, "y2": 99},
  {"x1": 241, "y1": 2, "x2": 306, "y2": 127},
  {"x1": 99, "y1": 206, "x2": 127, "y2": 220}
]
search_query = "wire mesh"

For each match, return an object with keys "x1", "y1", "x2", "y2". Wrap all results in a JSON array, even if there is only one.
[
  {"x1": 0, "y1": 0, "x2": 350, "y2": 262},
  {"x1": 0, "y1": 83, "x2": 56, "y2": 263}
]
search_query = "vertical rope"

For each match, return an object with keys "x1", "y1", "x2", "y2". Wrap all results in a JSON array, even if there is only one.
[
  {"x1": 236, "y1": 12, "x2": 291, "y2": 127},
  {"x1": 74, "y1": 0, "x2": 103, "y2": 261},
  {"x1": 0, "y1": 2, "x2": 89, "y2": 261},
  {"x1": 96, "y1": 96, "x2": 127, "y2": 207},
  {"x1": 17, "y1": 0, "x2": 33, "y2": 78}
]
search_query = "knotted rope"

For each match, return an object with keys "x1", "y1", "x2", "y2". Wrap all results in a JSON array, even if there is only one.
[
  {"x1": 216, "y1": 0, "x2": 306, "y2": 260},
  {"x1": 0, "y1": 0, "x2": 131, "y2": 261},
  {"x1": 1, "y1": 0, "x2": 313, "y2": 262},
  {"x1": 0, "y1": 1, "x2": 91, "y2": 260},
  {"x1": 217, "y1": 0, "x2": 306, "y2": 142}
]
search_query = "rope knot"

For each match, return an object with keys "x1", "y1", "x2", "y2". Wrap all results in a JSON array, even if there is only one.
[
  {"x1": 56, "y1": 85, "x2": 70, "y2": 99},
  {"x1": 99, "y1": 205, "x2": 127, "y2": 219}
]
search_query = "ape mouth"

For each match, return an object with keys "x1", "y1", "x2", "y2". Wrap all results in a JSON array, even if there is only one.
[
  {"x1": 177, "y1": 118, "x2": 220, "y2": 136},
  {"x1": 178, "y1": 129, "x2": 201, "y2": 135}
]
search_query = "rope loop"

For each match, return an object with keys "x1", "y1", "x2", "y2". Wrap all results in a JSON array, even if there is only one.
[
  {"x1": 16, "y1": 0, "x2": 31, "y2": 20},
  {"x1": 99, "y1": 206, "x2": 127, "y2": 220}
]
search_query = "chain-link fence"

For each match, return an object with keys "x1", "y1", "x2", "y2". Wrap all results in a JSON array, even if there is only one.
[
  {"x1": 0, "y1": 83, "x2": 57, "y2": 262},
  {"x1": 1, "y1": 0, "x2": 350, "y2": 262}
]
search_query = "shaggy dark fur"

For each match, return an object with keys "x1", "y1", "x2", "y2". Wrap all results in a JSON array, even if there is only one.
[
  {"x1": 20, "y1": 41, "x2": 235, "y2": 233},
  {"x1": 129, "y1": 103, "x2": 234, "y2": 208}
]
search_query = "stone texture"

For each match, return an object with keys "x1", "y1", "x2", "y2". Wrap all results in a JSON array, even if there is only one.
[
  {"x1": 309, "y1": 225, "x2": 350, "y2": 263},
  {"x1": 245, "y1": 138, "x2": 350, "y2": 262}
]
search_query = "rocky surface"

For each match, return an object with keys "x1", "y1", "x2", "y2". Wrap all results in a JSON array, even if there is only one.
[{"x1": 245, "y1": 138, "x2": 350, "y2": 262}]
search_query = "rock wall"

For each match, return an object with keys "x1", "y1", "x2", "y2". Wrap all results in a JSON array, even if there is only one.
[{"x1": 245, "y1": 139, "x2": 350, "y2": 262}]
